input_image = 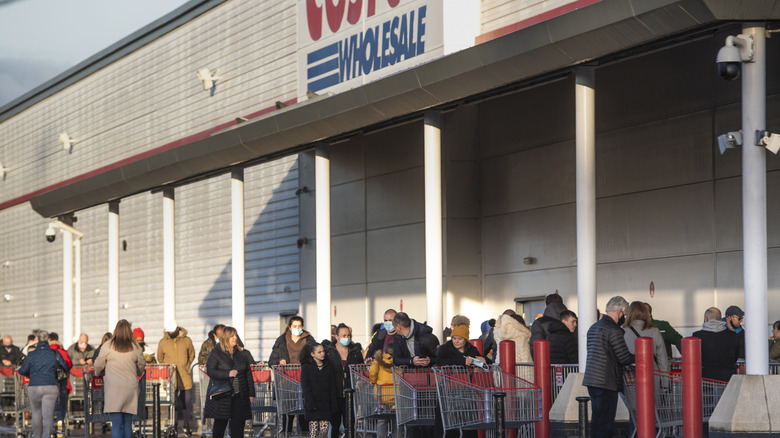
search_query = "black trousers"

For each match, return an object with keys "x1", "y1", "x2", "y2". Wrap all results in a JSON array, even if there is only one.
[{"x1": 212, "y1": 397, "x2": 246, "y2": 438}]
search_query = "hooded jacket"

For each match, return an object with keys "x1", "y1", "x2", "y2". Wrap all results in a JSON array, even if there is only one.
[
  {"x1": 268, "y1": 330, "x2": 316, "y2": 365},
  {"x1": 530, "y1": 303, "x2": 568, "y2": 357},
  {"x1": 493, "y1": 314, "x2": 532, "y2": 364},
  {"x1": 157, "y1": 327, "x2": 196, "y2": 390},
  {"x1": 325, "y1": 341, "x2": 364, "y2": 397},
  {"x1": 547, "y1": 320, "x2": 578, "y2": 364},
  {"x1": 693, "y1": 320, "x2": 739, "y2": 382},
  {"x1": 392, "y1": 320, "x2": 439, "y2": 367},
  {"x1": 582, "y1": 315, "x2": 634, "y2": 392}
]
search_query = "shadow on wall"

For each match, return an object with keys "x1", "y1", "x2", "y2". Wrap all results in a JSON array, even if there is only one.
[{"x1": 197, "y1": 157, "x2": 301, "y2": 360}]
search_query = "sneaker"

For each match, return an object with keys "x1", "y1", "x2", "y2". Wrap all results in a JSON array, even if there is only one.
[{"x1": 182, "y1": 426, "x2": 192, "y2": 437}]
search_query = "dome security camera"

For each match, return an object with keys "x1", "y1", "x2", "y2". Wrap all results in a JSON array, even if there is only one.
[
  {"x1": 45, "y1": 225, "x2": 56, "y2": 243},
  {"x1": 716, "y1": 44, "x2": 742, "y2": 81}
]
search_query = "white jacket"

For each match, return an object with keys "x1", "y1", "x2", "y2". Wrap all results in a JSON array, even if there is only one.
[{"x1": 493, "y1": 314, "x2": 533, "y2": 364}]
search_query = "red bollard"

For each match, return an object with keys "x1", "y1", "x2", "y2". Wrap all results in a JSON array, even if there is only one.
[
  {"x1": 635, "y1": 337, "x2": 655, "y2": 438},
  {"x1": 471, "y1": 338, "x2": 484, "y2": 356},
  {"x1": 682, "y1": 337, "x2": 702, "y2": 438},
  {"x1": 499, "y1": 340, "x2": 517, "y2": 438},
  {"x1": 533, "y1": 340, "x2": 551, "y2": 438}
]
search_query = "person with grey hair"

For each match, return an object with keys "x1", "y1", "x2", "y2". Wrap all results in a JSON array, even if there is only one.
[
  {"x1": 693, "y1": 307, "x2": 740, "y2": 382},
  {"x1": 582, "y1": 296, "x2": 634, "y2": 438}
]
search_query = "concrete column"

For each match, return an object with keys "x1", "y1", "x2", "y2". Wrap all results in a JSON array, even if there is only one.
[
  {"x1": 62, "y1": 229, "x2": 73, "y2": 345},
  {"x1": 424, "y1": 111, "x2": 443, "y2": 341},
  {"x1": 575, "y1": 68, "x2": 597, "y2": 371},
  {"x1": 73, "y1": 238, "x2": 82, "y2": 341},
  {"x1": 163, "y1": 188, "x2": 176, "y2": 331},
  {"x1": 108, "y1": 201, "x2": 120, "y2": 331},
  {"x1": 315, "y1": 145, "x2": 331, "y2": 343},
  {"x1": 741, "y1": 24, "x2": 768, "y2": 375},
  {"x1": 231, "y1": 168, "x2": 246, "y2": 340}
]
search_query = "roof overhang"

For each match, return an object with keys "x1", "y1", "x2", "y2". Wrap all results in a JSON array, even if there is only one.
[{"x1": 28, "y1": 0, "x2": 780, "y2": 218}]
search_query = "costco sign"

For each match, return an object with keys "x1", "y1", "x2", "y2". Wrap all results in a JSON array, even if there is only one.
[{"x1": 298, "y1": 0, "x2": 443, "y2": 94}]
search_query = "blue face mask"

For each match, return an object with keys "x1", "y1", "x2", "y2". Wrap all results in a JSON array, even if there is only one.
[
  {"x1": 472, "y1": 359, "x2": 485, "y2": 368},
  {"x1": 383, "y1": 321, "x2": 394, "y2": 332},
  {"x1": 291, "y1": 328, "x2": 303, "y2": 337},
  {"x1": 339, "y1": 338, "x2": 351, "y2": 346}
]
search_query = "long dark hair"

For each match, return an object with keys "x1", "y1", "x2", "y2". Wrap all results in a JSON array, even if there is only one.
[
  {"x1": 112, "y1": 320, "x2": 138, "y2": 353},
  {"x1": 299, "y1": 342, "x2": 321, "y2": 365}
]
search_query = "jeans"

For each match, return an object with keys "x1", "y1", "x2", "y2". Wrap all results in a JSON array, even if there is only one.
[
  {"x1": 587, "y1": 386, "x2": 619, "y2": 438},
  {"x1": 109, "y1": 412, "x2": 134, "y2": 438},
  {"x1": 175, "y1": 389, "x2": 193, "y2": 428},
  {"x1": 28, "y1": 385, "x2": 59, "y2": 438}
]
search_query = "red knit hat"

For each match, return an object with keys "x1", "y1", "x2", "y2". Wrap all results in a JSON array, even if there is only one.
[{"x1": 133, "y1": 328, "x2": 144, "y2": 339}]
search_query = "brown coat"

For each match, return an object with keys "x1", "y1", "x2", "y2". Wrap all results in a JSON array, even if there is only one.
[
  {"x1": 157, "y1": 328, "x2": 195, "y2": 390},
  {"x1": 93, "y1": 340, "x2": 145, "y2": 415}
]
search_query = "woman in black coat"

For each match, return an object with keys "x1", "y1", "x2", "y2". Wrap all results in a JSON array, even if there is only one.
[
  {"x1": 325, "y1": 324, "x2": 364, "y2": 438},
  {"x1": 300, "y1": 343, "x2": 337, "y2": 438},
  {"x1": 204, "y1": 327, "x2": 256, "y2": 438}
]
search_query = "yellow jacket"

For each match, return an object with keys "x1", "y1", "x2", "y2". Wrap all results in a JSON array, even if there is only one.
[{"x1": 369, "y1": 353, "x2": 395, "y2": 405}]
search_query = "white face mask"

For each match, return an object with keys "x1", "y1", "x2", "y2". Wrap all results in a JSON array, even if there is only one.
[
  {"x1": 383, "y1": 321, "x2": 394, "y2": 332},
  {"x1": 472, "y1": 359, "x2": 485, "y2": 368},
  {"x1": 291, "y1": 328, "x2": 303, "y2": 337}
]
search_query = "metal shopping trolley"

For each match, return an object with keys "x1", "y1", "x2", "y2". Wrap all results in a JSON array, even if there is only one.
[
  {"x1": 250, "y1": 364, "x2": 277, "y2": 437},
  {"x1": 271, "y1": 365, "x2": 304, "y2": 438},
  {"x1": 83, "y1": 368, "x2": 146, "y2": 438},
  {"x1": 433, "y1": 365, "x2": 541, "y2": 436},
  {"x1": 392, "y1": 366, "x2": 437, "y2": 435},
  {"x1": 622, "y1": 366, "x2": 728, "y2": 438},
  {"x1": 197, "y1": 366, "x2": 212, "y2": 436},
  {"x1": 68, "y1": 366, "x2": 91, "y2": 430},
  {"x1": 349, "y1": 364, "x2": 395, "y2": 438},
  {"x1": 144, "y1": 364, "x2": 177, "y2": 438},
  {"x1": 0, "y1": 366, "x2": 16, "y2": 421},
  {"x1": 14, "y1": 372, "x2": 30, "y2": 438}
]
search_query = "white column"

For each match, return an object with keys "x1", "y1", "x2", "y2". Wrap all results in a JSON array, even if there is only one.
[
  {"x1": 163, "y1": 188, "x2": 176, "y2": 330},
  {"x1": 575, "y1": 68, "x2": 597, "y2": 371},
  {"x1": 108, "y1": 201, "x2": 120, "y2": 331},
  {"x1": 62, "y1": 229, "x2": 74, "y2": 346},
  {"x1": 231, "y1": 169, "x2": 246, "y2": 340},
  {"x1": 424, "y1": 111, "x2": 443, "y2": 341},
  {"x1": 741, "y1": 24, "x2": 768, "y2": 375},
  {"x1": 73, "y1": 238, "x2": 82, "y2": 342},
  {"x1": 315, "y1": 145, "x2": 331, "y2": 343}
]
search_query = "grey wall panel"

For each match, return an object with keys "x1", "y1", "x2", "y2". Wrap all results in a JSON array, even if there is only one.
[
  {"x1": 596, "y1": 183, "x2": 715, "y2": 262},
  {"x1": 445, "y1": 276, "x2": 484, "y2": 337},
  {"x1": 367, "y1": 278, "x2": 426, "y2": 322},
  {"x1": 714, "y1": 177, "x2": 742, "y2": 252},
  {"x1": 364, "y1": 121, "x2": 424, "y2": 177},
  {"x1": 331, "y1": 284, "x2": 368, "y2": 342},
  {"x1": 331, "y1": 181, "x2": 366, "y2": 236},
  {"x1": 483, "y1": 267, "x2": 577, "y2": 316},
  {"x1": 298, "y1": 152, "x2": 316, "y2": 291},
  {"x1": 596, "y1": 112, "x2": 713, "y2": 198},
  {"x1": 446, "y1": 218, "x2": 481, "y2": 276},
  {"x1": 715, "y1": 248, "x2": 780, "y2": 333},
  {"x1": 481, "y1": 140, "x2": 575, "y2": 217},
  {"x1": 445, "y1": 160, "x2": 480, "y2": 219},
  {"x1": 482, "y1": 204, "x2": 576, "y2": 275},
  {"x1": 332, "y1": 232, "x2": 367, "y2": 286},
  {"x1": 442, "y1": 104, "x2": 480, "y2": 162},
  {"x1": 713, "y1": 102, "x2": 742, "y2": 180},
  {"x1": 73, "y1": 204, "x2": 109, "y2": 342},
  {"x1": 331, "y1": 139, "x2": 366, "y2": 186},
  {"x1": 366, "y1": 167, "x2": 425, "y2": 229},
  {"x1": 367, "y1": 223, "x2": 426, "y2": 283}
]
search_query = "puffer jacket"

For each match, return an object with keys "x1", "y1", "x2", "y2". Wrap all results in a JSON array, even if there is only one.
[
  {"x1": 157, "y1": 328, "x2": 195, "y2": 390},
  {"x1": 493, "y1": 314, "x2": 532, "y2": 364},
  {"x1": 203, "y1": 346, "x2": 255, "y2": 421},
  {"x1": 582, "y1": 315, "x2": 634, "y2": 392},
  {"x1": 301, "y1": 360, "x2": 338, "y2": 421},
  {"x1": 530, "y1": 303, "x2": 568, "y2": 356},
  {"x1": 392, "y1": 320, "x2": 440, "y2": 367},
  {"x1": 693, "y1": 320, "x2": 739, "y2": 382},
  {"x1": 325, "y1": 341, "x2": 364, "y2": 398},
  {"x1": 547, "y1": 321, "x2": 578, "y2": 364},
  {"x1": 18, "y1": 341, "x2": 71, "y2": 386}
]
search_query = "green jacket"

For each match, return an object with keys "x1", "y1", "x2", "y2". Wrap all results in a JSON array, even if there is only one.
[{"x1": 652, "y1": 319, "x2": 682, "y2": 358}]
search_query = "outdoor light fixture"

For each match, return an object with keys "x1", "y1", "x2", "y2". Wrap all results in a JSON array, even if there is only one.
[
  {"x1": 196, "y1": 68, "x2": 220, "y2": 90},
  {"x1": 3, "y1": 294, "x2": 11, "y2": 303},
  {"x1": 718, "y1": 131, "x2": 743, "y2": 155},
  {"x1": 58, "y1": 133, "x2": 76, "y2": 151},
  {"x1": 2, "y1": 260, "x2": 11, "y2": 268},
  {"x1": 757, "y1": 131, "x2": 780, "y2": 154}
]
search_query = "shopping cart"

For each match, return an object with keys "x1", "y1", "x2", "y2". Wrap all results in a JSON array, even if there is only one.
[
  {"x1": 349, "y1": 364, "x2": 395, "y2": 437},
  {"x1": 392, "y1": 366, "x2": 437, "y2": 431},
  {"x1": 144, "y1": 364, "x2": 177, "y2": 438},
  {"x1": 433, "y1": 365, "x2": 541, "y2": 435},
  {"x1": 68, "y1": 366, "x2": 91, "y2": 430},
  {"x1": 271, "y1": 364, "x2": 304, "y2": 438},
  {"x1": 83, "y1": 367, "x2": 146, "y2": 438},
  {"x1": 197, "y1": 366, "x2": 212, "y2": 436},
  {"x1": 622, "y1": 366, "x2": 728, "y2": 438},
  {"x1": 14, "y1": 372, "x2": 30, "y2": 438},
  {"x1": 250, "y1": 364, "x2": 277, "y2": 437},
  {"x1": 0, "y1": 366, "x2": 16, "y2": 420}
]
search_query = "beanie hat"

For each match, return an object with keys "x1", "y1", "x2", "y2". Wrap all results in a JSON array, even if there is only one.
[
  {"x1": 480, "y1": 320, "x2": 491, "y2": 335},
  {"x1": 451, "y1": 324, "x2": 469, "y2": 340},
  {"x1": 133, "y1": 328, "x2": 144, "y2": 339}
]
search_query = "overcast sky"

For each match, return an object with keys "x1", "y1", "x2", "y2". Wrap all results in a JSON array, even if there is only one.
[{"x1": 0, "y1": 0, "x2": 191, "y2": 107}]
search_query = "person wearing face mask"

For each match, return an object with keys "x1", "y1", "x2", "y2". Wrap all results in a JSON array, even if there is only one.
[
  {"x1": 325, "y1": 323, "x2": 364, "y2": 438},
  {"x1": 582, "y1": 296, "x2": 634, "y2": 438},
  {"x1": 365, "y1": 309, "x2": 397, "y2": 364},
  {"x1": 391, "y1": 312, "x2": 439, "y2": 368},
  {"x1": 157, "y1": 321, "x2": 196, "y2": 437}
]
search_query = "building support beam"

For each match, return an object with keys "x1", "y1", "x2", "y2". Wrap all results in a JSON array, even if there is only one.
[
  {"x1": 163, "y1": 188, "x2": 176, "y2": 330},
  {"x1": 108, "y1": 201, "x2": 120, "y2": 331},
  {"x1": 232, "y1": 168, "x2": 246, "y2": 340},
  {"x1": 315, "y1": 144, "x2": 332, "y2": 343},
  {"x1": 424, "y1": 111, "x2": 443, "y2": 341}
]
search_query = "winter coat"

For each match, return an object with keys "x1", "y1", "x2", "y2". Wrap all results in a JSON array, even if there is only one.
[
  {"x1": 493, "y1": 314, "x2": 533, "y2": 364},
  {"x1": 18, "y1": 341, "x2": 70, "y2": 387},
  {"x1": 436, "y1": 341, "x2": 482, "y2": 366},
  {"x1": 530, "y1": 303, "x2": 568, "y2": 356},
  {"x1": 301, "y1": 360, "x2": 338, "y2": 421},
  {"x1": 369, "y1": 353, "x2": 395, "y2": 406},
  {"x1": 483, "y1": 328, "x2": 497, "y2": 360},
  {"x1": 67, "y1": 342, "x2": 95, "y2": 365},
  {"x1": 325, "y1": 342, "x2": 364, "y2": 398},
  {"x1": 392, "y1": 320, "x2": 440, "y2": 367},
  {"x1": 268, "y1": 331, "x2": 316, "y2": 365},
  {"x1": 50, "y1": 341, "x2": 74, "y2": 393},
  {"x1": 157, "y1": 328, "x2": 196, "y2": 390},
  {"x1": 652, "y1": 319, "x2": 683, "y2": 358},
  {"x1": 365, "y1": 329, "x2": 394, "y2": 359},
  {"x1": 93, "y1": 340, "x2": 146, "y2": 415},
  {"x1": 547, "y1": 321, "x2": 578, "y2": 364},
  {"x1": 203, "y1": 347, "x2": 255, "y2": 421},
  {"x1": 582, "y1": 315, "x2": 634, "y2": 392},
  {"x1": 198, "y1": 335, "x2": 216, "y2": 366},
  {"x1": 0, "y1": 344, "x2": 23, "y2": 366},
  {"x1": 693, "y1": 320, "x2": 740, "y2": 382},
  {"x1": 622, "y1": 321, "x2": 670, "y2": 372},
  {"x1": 770, "y1": 339, "x2": 780, "y2": 362}
]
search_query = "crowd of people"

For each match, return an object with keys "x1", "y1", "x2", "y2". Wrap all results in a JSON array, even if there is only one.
[{"x1": 1, "y1": 294, "x2": 777, "y2": 438}]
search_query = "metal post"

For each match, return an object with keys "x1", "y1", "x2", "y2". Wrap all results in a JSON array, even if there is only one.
[
  {"x1": 533, "y1": 340, "x2": 551, "y2": 438},
  {"x1": 424, "y1": 110, "x2": 443, "y2": 342},
  {"x1": 108, "y1": 200, "x2": 120, "y2": 330},
  {"x1": 575, "y1": 67, "x2": 597, "y2": 371},
  {"x1": 231, "y1": 168, "x2": 246, "y2": 340},
  {"x1": 162, "y1": 188, "x2": 176, "y2": 329},
  {"x1": 576, "y1": 396, "x2": 590, "y2": 438},
  {"x1": 153, "y1": 382, "x2": 161, "y2": 438},
  {"x1": 741, "y1": 24, "x2": 769, "y2": 375},
  {"x1": 73, "y1": 237, "x2": 82, "y2": 341},
  {"x1": 682, "y1": 337, "x2": 703, "y2": 437},
  {"x1": 493, "y1": 392, "x2": 507, "y2": 438},
  {"x1": 344, "y1": 388, "x2": 355, "y2": 438},
  {"x1": 499, "y1": 340, "x2": 517, "y2": 438},
  {"x1": 315, "y1": 144, "x2": 332, "y2": 343},
  {"x1": 471, "y1": 339, "x2": 484, "y2": 356},
  {"x1": 63, "y1": 228, "x2": 74, "y2": 345},
  {"x1": 635, "y1": 338, "x2": 655, "y2": 438}
]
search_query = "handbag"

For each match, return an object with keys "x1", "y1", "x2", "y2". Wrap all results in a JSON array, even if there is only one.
[
  {"x1": 52, "y1": 351, "x2": 68, "y2": 382},
  {"x1": 207, "y1": 382, "x2": 233, "y2": 400}
]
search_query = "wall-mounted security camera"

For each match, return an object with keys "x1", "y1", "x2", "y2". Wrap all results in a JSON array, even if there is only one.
[
  {"x1": 716, "y1": 34, "x2": 754, "y2": 81},
  {"x1": 45, "y1": 225, "x2": 57, "y2": 243},
  {"x1": 196, "y1": 68, "x2": 220, "y2": 90},
  {"x1": 717, "y1": 131, "x2": 742, "y2": 155}
]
